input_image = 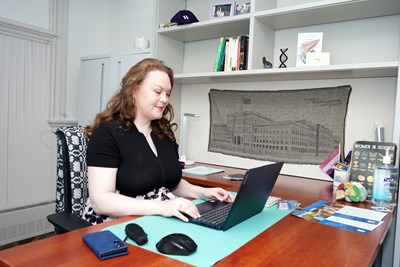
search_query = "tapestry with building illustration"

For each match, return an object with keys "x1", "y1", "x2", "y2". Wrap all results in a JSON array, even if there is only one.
[{"x1": 208, "y1": 85, "x2": 352, "y2": 164}]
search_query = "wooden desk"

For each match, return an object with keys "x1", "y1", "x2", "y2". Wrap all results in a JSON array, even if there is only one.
[{"x1": 0, "y1": 165, "x2": 392, "y2": 267}]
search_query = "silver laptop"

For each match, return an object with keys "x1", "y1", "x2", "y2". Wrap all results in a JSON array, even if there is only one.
[{"x1": 185, "y1": 162, "x2": 283, "y2": 231}]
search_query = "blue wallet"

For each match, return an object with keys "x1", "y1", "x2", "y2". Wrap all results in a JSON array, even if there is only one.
[{"x1": 82, "y1": 230, "x2": 128, "y2": 260}]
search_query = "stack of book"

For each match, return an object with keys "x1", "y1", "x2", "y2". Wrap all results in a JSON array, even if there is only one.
[{"x1": 213, "y1": 35, "x2": 249, "y2": 72}]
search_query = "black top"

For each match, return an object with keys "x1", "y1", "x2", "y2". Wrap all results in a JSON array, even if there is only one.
[{"x1": 86, "y1": 121, "x2": 182, "y2": 197}]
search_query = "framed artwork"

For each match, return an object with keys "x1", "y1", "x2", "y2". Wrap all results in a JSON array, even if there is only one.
[
  {"x1": 210, "y1": 2, "x2": 235, "y2": 18},
  {"x1": 208, "y1": 86, "x2": 352, "y2": 164}
]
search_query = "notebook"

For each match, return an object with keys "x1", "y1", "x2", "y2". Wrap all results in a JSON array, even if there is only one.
[{"x1": 187, "y1": 162, "x2": 284, "y2": 231}]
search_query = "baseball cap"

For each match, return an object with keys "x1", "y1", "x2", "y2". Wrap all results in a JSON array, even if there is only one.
[{"x1": 170, "y1": 10, "x2": 199, "y2": 25}]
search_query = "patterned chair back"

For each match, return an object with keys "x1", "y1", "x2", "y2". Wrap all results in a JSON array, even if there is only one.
[{"x1": 55, "y1": 125, "x2": 89, "y2": 217}]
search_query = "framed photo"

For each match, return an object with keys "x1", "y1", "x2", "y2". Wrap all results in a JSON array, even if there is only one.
[
  {"x1": 210, "y1": 2, "x2": 235, "y2": 19},
  {"x1": 236, "y1": 2, "x2": 251, "y2": 14}
]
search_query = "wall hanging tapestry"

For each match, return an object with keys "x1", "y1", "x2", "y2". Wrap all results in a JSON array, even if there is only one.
[{"x1": 208, "y1": 85, "x2": 352, "y2": 164}]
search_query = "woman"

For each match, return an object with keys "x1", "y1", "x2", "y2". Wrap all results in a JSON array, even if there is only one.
[{"x1": 82, "y1": 58, "x2": 233, "y2": 224}]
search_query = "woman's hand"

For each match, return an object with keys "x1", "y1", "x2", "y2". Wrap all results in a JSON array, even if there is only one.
[
  {"x1": 160, "y1": 197, "x2": 201, "y2": 222},
  {"x1": 201, "y1": 187, "x2": 234, "y2": 202}
]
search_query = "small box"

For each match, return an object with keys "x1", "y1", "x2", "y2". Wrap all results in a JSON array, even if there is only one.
[{"x1": 306, "y1": 52, "x2": 330, "y2": 66}]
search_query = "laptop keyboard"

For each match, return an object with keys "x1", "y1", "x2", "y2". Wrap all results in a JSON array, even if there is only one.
[{"x1": 196, "y1": 203, "x2": 233, "y2": 226}]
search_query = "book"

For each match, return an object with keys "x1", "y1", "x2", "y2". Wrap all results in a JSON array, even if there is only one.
[
  {"x1": 238, "y1": 35, "x2": 249, "y2": 70},
  {"x1": 224, "y1": 39, "x2": 230, "y2": 71},
  {"x1": 296, "y1": 32, "x2": 323, "y2": 67},
  {"x1": 182, "y1": 166, "x2": 224, "y2": 176},
  {"x1": 213, "y1": 37, "x2": 227, "y2": 72},
  {"x1": 230, "y1": 36, "x2": 239, "y2": 71},
  {"x1": 226, "y1": 36, "x2": 238, "y2": 71}
]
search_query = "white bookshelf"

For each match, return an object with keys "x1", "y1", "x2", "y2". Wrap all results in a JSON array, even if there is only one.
[
  {"x1": 156, "y1": 0, "x2": 400, "y2": 82},
  {"x1": 174, "y1": 61, "x2": 399, "y2": 84},
  {"x1": 157, "y1": 0, "x2": 400, "y2": 44}
]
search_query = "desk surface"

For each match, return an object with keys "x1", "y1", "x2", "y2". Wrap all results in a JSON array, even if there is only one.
[{"x1": 0, "y1": 164, "x2": 392, "y2": 267}]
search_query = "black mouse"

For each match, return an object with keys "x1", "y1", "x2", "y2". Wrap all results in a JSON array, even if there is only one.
[{"x1": 156, "y1": 233, "x2": 197, "y2": 256}]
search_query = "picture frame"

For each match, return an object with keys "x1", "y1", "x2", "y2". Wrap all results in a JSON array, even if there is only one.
[
  {"x1": 236, "y1": 2, "x2": 251, "y2": 15},
  {"x1": 210, "y1": 2, "x2": 235, "y2": 19}
]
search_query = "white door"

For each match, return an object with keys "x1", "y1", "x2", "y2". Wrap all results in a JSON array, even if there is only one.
[{"x1": 78, "y1": 56, "x2": 111, "y2": 126}]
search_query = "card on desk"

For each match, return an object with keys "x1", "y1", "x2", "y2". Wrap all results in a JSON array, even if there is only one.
[
  {"x1": 182, "y1": 166, "x2": 224, "y2": 176},
  {"x1": 82, "y1": 230, "x2": 128, "y2": 260}
]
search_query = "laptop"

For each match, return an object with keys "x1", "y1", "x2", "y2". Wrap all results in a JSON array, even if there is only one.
[{"x1": 186, "y1": 162, "x2": 284, "y2": 231}]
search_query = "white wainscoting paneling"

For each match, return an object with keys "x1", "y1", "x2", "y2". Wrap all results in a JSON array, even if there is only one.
[{"x1": 0, "y1": 28, "x2": 55, "y2": 210}]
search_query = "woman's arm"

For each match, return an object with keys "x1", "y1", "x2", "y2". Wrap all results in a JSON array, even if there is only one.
[
  {"x1": 87, "y1": 166, "x2": 200, "y2": 221},
  {"x1": 171, "y1": 179, "x2": 234, "y2": 202}
]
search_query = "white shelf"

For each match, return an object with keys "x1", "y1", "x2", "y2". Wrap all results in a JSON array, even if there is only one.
[
  {"x1": 174, "y1": 61, "x2": 399, "y2": 84},
  {"x1": 255, "y1": 0, "x2": 400, "y2": 30},
  {"x1": 157, "y1": 14, "x2": 251, "y2": 42},
  {"x1": 157, "y1": 0, "x2": 400, "y2": 43},
  {"x1": 81, "y1": 49, "x2": 151, "y2": 61}
]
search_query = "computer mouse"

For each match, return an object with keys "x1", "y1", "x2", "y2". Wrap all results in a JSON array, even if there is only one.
[{"x1": 156, "y1": 233, "x2": 197, "y2": 256}]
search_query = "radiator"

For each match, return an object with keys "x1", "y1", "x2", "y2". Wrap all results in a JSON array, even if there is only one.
[{"x1": 0, "y1": 202, "x2": 55, "y2": 246}]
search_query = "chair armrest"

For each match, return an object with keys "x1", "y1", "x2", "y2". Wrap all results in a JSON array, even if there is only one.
[{"x1": 47, "y1": 212, "x2": 92, "y2": 233}]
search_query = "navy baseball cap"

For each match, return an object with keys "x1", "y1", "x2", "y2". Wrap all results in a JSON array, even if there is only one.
[{"x1": 171, "y1": 10, "x2": 199, "y2": 25}]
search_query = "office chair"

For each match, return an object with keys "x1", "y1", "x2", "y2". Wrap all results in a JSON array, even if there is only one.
[{"x1": 47, "y1": 125, "x2": 92, "y2": 233}]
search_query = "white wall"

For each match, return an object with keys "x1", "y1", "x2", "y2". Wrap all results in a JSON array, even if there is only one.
[
  {"x1": 1, "y1": 0, "x2": 156, "y2": 120},
  {"x1": 108, "y1": 0, "x2": 154, "y2": 53},
  {"x1": 181, "y1": 77, "x2": 396, "y2": 180},
  {"x1": 66, "y1": 0, "x2": 109, "y2": 119},
  {"x1": 273, "y1": 15, "x2": 400, "y2": 67},
  {"x1": 179, "y1": 14, "x2": 399, "y2": 180},
  {"x1": 66, "y1": 0, "x2": 155, "y2": 120},
  {"x1": 0, "y1": 0, "x2": 49, "y2": 29}
]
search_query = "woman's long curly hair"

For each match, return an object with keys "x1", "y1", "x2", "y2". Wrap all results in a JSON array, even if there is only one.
[{"x1": 84, "y1": 58, "x2": 177, "y2": 141}]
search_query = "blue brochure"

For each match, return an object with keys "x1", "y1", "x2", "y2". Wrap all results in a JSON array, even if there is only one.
[{"x1": 293, "y1": 200, "x2": 387, "y2": 234}]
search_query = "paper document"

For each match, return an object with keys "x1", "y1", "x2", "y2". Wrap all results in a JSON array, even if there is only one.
[
  {"x1": 319, "y1": 206, "x2": 386, "y2": 234},
  {"x1": 293, "y1": 200, "x2": 387, "y2": 234},
  {"x1": 182, "y1": 166, "x2": 224, "y2": 176}
]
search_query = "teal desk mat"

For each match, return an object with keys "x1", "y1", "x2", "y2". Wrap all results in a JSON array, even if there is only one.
[{"x1": 105, "y1": 204, "x2": 290, "y2": 267}]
